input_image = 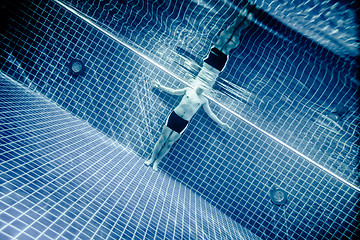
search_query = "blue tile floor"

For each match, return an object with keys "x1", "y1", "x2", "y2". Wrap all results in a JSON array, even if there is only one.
[{"x1": 0, "y1": 74, "x2": 260, "y2": 240}]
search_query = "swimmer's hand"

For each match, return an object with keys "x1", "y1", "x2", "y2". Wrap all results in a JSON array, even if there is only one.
[
  {"x1": 152, "y1": 81, "x2": 161, "y2": 89},
  {"x1": 220, "y1": 123, "x2": 230, "y2": 131}
]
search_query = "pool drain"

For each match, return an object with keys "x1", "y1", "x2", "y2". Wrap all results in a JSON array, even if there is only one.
[
  {"x1": 269, "y1": 187, "x2": 287, "y2": 206},
  {"x1": 69, "y1": 59, "x2": 85, "y2": 76}
]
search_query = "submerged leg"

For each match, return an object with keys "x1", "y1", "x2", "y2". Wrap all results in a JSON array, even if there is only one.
[
  {"x1": 214, "y1": 4, "x2": 256, "y2": 55},
  {"x1": 152, "y1": 131, "x2": 182, "y2": 171},
  {"x1": 144, "y1": 126, "x2": 172, "y2": 166}
]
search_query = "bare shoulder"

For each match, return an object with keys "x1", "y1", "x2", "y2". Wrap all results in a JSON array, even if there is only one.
[{"x1": 185, "y1": 87, "x2": 193, "y2": 92}]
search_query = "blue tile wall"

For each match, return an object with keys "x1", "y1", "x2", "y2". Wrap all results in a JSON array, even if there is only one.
[
  {"x1": 59, "y1": 0, "x2": 359, "y2": 186},
  {"x1": 0, "y1": 75, "x2": 260, "y2": 239},
  {"x1": 0, "y1": 0, "x2": 359, "y2": 239}
]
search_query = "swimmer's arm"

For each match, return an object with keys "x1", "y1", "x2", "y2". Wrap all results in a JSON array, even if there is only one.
[
  {"x1": 153, "y1": 81, "x2": 187, "y2": 96},
  {"x1": 202, "y1": 100, "x2": 230, "y2": 130}
]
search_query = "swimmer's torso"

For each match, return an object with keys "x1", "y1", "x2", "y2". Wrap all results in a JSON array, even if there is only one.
[{"x1": 174, "y1": 88, "x2": 206, "y2": 121}]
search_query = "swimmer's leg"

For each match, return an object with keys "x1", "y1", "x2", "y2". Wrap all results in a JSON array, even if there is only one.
[
  {"x1": 214, "y1": 16, "x2": 249, "y2": 54},
  {"x1": 152, "y1": 130, "x2": 181, "y2": 171},
  {"x1": 145, "y1": 126, "x2": 172, "y2": 166},
  {"x1": 214, "y1": 3, "x2": 256, "y2": 55}
]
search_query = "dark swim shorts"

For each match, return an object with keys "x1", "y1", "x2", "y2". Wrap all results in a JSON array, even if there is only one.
[
  {"x1": 204, "y1": 47, "x2": 228, "y2": 71},
  {"x1": 166, "y1": 111, "x2": 189, "y2": 134}
]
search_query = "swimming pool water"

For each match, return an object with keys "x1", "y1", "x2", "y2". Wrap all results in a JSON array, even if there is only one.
[{"x1": 0, "y1": 0, "x2": 359, "y2": 239}]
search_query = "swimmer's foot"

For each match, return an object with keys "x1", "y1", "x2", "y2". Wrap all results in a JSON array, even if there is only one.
[
  {"x1": 246, "y1": 2, "x2": 257, "y2": 15},
  {"x1": 152, "y1": 162, "x2": 159, "y2": 171},
  {"x1": 144, "y1": 160, "x2": 153, "y2": 166}
]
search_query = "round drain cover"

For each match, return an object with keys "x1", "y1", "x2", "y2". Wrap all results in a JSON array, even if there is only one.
[
  {"x1": 270, "y1": 188, "x2": 287, "y2": 206},
  {"x1": 69, "y1": 59, "x2": 85, "y2": 76}
]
